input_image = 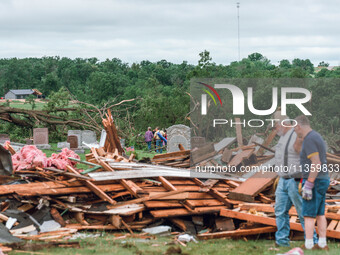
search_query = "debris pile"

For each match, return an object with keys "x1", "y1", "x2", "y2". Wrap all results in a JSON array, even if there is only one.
[{"x1": 0, "y1": 111, "x2": 339, "y2": 253}]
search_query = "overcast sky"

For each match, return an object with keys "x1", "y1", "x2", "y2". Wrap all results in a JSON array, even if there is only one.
[{"x1": 0, "y1": 0, "x2": 339, "y2": 66}]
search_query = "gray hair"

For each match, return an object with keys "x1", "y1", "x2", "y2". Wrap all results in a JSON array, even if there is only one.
[{"x1": 295, "y1": 115, "x2": 310, "y2": 126}]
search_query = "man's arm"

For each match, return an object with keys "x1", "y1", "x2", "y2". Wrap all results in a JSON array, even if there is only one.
[
  {"x1": 293, "y1": 136, "x2": 303, "y2": 153},
  {"x1": 307, "y1": 153, "x2": 321, "y2": 183}
]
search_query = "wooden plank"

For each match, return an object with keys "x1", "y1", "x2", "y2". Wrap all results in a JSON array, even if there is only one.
[
  {"x1": 235, "y1": 118, "x2": 243, "y2": 147},
  {"x1": 220, "y1": 209, "x2": 304, "y2": 232},
  {"x1": 201, "y1": 179, "x2": 219, "y2": 191},
  {"x1": 66, "y1": 224, "x2": 145, "y2": 231},
  {"x1": 215, "y1": 217, "x2": 235, "y2": 232},
  {"x1": 108, "y1": 190, "x2": 185, "y2": 208},
  {"x1": 146, "y1": 192, "x2": 208, "y2": 200},
  {"x1": 290, "y1": 216, "x2": 298, "y2": 223},
  {"x1": 153, "y1": 150, "x2": 190, "y2": 160},
  {"x1": 185, "y1": 199, "x2": 224, "y2": 209},
  {"x1": 239, "y1": 204, "x2": 340, "y2": 221},
  {"x1": 67, "y1": 166, "x2": 116, "y2": 205},
  {"x1": 158, "y1": 176, "x2": 177, "y2": 191},
  {"x1": 228, "y1": 171, "x2": 277, "y2": 202},
  {"x1": 208, "y1": 188, "x2": 232, "y2": 208},
  {"x1": 96, "y1": 147, "x2": 106, "y2": 157},
  {"x1": 191, "y1": 143, "x2": 216, "y2": 164},
  {"x1": 328, "y1": 210, "x2": 340, "y2": 231},
  {"x1": 335, "y1": 221, "x2": 340, "y2": 232},
  {"x1": 192, "y1": 178, "x2": 232, "y2": 208},
  {"x1": 327, "y1": 220, "x2": 338, "y2": 231},
  {"x1": 197, "y1": 226, "x2": 277, "y2": 240},
  {"x1": 150, "y1": 206, "x2": 227, "y2": 218},
  {"x1": 221, "y1": 149, "x2": 233, "y2": 163},
  {"x1": 120, "y1": 179, "x2": 145, "y2": 197},
  {"x1": 169, "y1": 218, "x2": 187, "y2": 231},
  {"x1": 153, "y1": 155, "x2": 189, "y2": 163},
  {"x1": 256, "y1": 129, "x2": 277, "y2": 156},
  {"x1": 220, "y1": 210, "x2": 340, "y2": 239},
  {"x1": 14, "y1": 183, "x2": 127, "y2": 196},
  {"x1": 228, "y1": 149, "x2": 255, "y2": 167},
  {"x1": 100, "y1": 159, "x2": 145, "y2": 198},
  {"x1": 144, "y1": 200, "x2": 183, "y2": 208}
]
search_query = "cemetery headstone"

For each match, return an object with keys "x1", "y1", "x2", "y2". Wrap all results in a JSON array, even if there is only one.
[
  {"x1": 67, "y1": 136, "x2": 78, "y2": 149},
  {"x1": 67, "y1": 130, "x2": 82, "y2": 148},
  {"x1": 167, "y1": 125, "x2": 190, "y2": 153},
  {"x1": 33, "y1": 128, "x2": 48, "y2": 145},
  {"x1": 81, "y1": 130, "x2": 97, "y2": 144}
]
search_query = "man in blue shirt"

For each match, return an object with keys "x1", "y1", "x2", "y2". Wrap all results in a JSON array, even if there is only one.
[{"x1": 294, "y1": 115, "x2": 330, "y2": 250}]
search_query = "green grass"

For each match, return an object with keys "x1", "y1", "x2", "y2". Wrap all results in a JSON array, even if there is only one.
[
  {"x1": 7, "y1": 235, "x2": 340, "y2": 255},
  {"x1": 2, "y1": 101, "x2": 46, "y2": 110},
  {"x1": 1, "y1": 100, "x2": 78, "y2": 111}
]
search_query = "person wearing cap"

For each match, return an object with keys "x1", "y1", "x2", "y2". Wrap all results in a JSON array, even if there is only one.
[
  {"x1": 273, "y1": 114, "x2": 317, "y2": 247},
  {"x1": 294, "y1": 115, "x2": 330, "y2": 250}
]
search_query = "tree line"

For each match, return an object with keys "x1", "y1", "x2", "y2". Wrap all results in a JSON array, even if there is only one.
[{"x1": 0, "y1": 51, "x2": 339, "y2": 145}]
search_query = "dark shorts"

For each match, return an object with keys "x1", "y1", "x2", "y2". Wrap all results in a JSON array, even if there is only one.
[{"x1": 302, "y1": 178, "x2": 330, "y2": 218}]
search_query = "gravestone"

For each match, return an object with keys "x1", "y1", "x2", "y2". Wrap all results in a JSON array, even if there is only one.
[
  {"x1": 167, "y1": 125, "x2": 191, "y2": 153},
  {"x1": 0, "y1": 134, "x2": 10, "y2": 145},
  {"x1": 33, "y1": 128, "x2": 48, "y2": 145},
  {"x1": 81, "y1": 130, "x2": 97, "y2": 144},
  {"x1": 67, "y1": 130, "x2": 82, "y2": 148},
  {"x1": 67, "y1": 136, "x2": 78, "y2": 149},
  {"x1": 57, "y1": 142, "x2": 70, "y2": 149}
]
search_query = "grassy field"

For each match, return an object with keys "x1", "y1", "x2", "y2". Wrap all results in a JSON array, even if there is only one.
[
  {"x1": 0, "y1": 99, "x2": 78, "y2": 111},
  {"x1": 6, "y1": 235, "x2": 340, "y2": 255},
  {"x1": 0, "y1": 100, "x2": 46, "y2": 110}
]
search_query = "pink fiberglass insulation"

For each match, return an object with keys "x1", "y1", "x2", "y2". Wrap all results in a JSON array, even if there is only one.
[
  {"x1": 9, "y1": 144, "x2": 80, "y2": 171},
  {"x1": 48, "y1": 148, "x2": 80, "y2": 170}
]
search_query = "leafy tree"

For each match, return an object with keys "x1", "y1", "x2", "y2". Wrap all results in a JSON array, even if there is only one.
[
  {"x1": 24, "y1": 95, "x2": 36, "y2": 110},
  {"x1": 292, "y1": 58, "x2": 314, "y2": 74},
  {"x1": 43, "y1": 87, "x2": 70, "y2": 112},
  {"x1": 248, "y1": 52, "x2": 264, "y2": 62},
  {"x1": 279, "y1": 59, "x2": 291, "y2": 69},
  {"x1": 318, "y1": 61, "x2": 329, "y2": 67}
]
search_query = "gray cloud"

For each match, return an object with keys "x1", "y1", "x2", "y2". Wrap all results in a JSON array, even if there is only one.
[{"x1": 0, "y1": 0, "x2": 339, "y2": 65}]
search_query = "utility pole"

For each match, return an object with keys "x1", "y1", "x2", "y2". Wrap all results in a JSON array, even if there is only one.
[{"x1": 237, "y1": 2, "x2": 240, "y2": 61}]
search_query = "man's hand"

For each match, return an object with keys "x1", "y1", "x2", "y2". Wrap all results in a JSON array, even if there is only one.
[{"x1": 302, "y1": 180, "x2": 314, "y2": 200}]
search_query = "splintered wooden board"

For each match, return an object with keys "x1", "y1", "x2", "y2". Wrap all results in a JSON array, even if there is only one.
[
  {"x1": 220, "y1": 209, "x2": 340, "y2": 239},
  {"x1": 197, "y1": 226, "x2": 277, "y2": 240},
  {"x1": 228, "y1": 171, "x2": 277, "y2": 202},
  {"x1": 228, "y1": 149, "x2": 255, "y2": 167},
  {"x1": 152, "y1": 150, "x2": 190, "y2": 161}
]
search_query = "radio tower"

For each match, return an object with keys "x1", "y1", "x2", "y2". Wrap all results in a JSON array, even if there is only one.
[{"x1": 237, "y1": 2, "x2": 240, "y2": 61}]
